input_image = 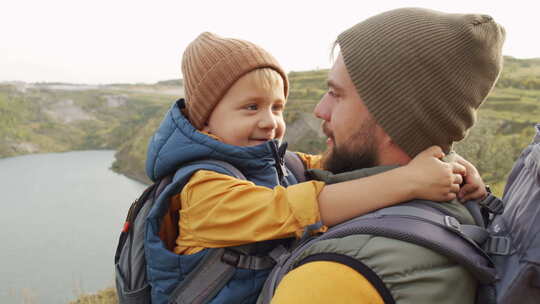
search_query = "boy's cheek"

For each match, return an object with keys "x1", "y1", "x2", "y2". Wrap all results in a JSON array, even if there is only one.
[{"x1": 278, "y1": 121, "x2": 286, "y2": 138}]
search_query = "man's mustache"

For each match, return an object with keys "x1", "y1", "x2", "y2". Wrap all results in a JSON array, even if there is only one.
[{"x1": 322, "y1": 123, "x2": 334, "y2": 140}]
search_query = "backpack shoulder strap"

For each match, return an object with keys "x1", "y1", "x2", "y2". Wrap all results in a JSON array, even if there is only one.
[
  {"x1": 115, "y1": 175, "x2": 172, "y2": 264},
  {"x1": 184, "y1": 159, "x2": 247, "y2": 180},
  {"x1": 284, "y1": 151, "x2": 307, "y2": 182},
  {"x1": 169, "y1": 248, "x2": 234, "y2": 304},
  {"x1": 169, "y1": 245, "x2": 281, "y2": 304},
  {"x1": 320, "y1": 204, "x2": 497, "y2": 283}
]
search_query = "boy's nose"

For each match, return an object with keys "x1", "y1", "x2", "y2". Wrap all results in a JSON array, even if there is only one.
[{"x1": 258, "y1": 111, "x2": 278, "y2": 129}]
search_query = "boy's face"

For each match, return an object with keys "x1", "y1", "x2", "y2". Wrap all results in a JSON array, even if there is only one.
[{"x1": 202, "y1": 70, "x2": 286, "y2": 147}]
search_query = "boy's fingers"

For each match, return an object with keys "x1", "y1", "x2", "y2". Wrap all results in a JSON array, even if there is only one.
[
  {"x1": 420, "y1": 145, "x2": 444, "y2": 159},
  {"x1": 459, "y1": 184, "x2": 477, "y2": 198},
  {"x1": 461, "y1": 190, "x2": 482, "y2": 202},
  {"x1": 451, "y1": 163, "x2": 466, "y2": 176},
  {"x1": 450, "y1": 184, "x2": 460, "y2": 194},
  {"x1": 458, "y1": 184, "x2": 477, "y2": 202},
  {"x1": 453, "y1": 173, "x2": 463, "y2": 185},
  {"x1": 462, "y1": 187, "x2": 488, "y2": 202},
  {"x1": 445, "y1": 192, "x2": 457, "y2": 201},
  {"x1": 430, "y1": 146, "x2": 444, "y2": 159}
]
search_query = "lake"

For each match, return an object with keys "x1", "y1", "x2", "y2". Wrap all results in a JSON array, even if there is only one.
[{"x1": 0, "y1": 151, "x2": 147, "y2": 304}]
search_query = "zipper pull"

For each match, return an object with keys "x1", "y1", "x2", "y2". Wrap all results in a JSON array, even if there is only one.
[
  {"x1": 270, "y1": 140, "x2": 286, "y2": 183},
  {"x1": 278, "y1": 142, "x2": 289, "y2": 178}
]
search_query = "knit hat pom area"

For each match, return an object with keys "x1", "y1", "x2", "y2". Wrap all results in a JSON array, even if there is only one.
[
  {"x1": 181, "y1": 32, "x2": 289, "y2": 130},
  {"x1": 337, "y1": 7, "x2": 505, "y2": 157}
]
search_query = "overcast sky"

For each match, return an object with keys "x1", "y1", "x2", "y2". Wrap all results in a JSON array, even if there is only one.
[{"x1": 2, "y1": 0, "x2": 539, "y2": 84}]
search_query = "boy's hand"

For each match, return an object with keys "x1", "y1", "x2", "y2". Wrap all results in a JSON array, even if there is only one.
[
  {"x1": 405, "y1": 146, "x2": 465, "y2": 202},
  {"x1": 452, "y1": 153, "x2": 488, "y2": 202}
]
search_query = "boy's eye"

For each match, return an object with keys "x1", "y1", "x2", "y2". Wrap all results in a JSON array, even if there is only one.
[
  {"x1": 245, "y1": 104, "x2": 258, "y2": 111},
  {"x1": 328, "y1": 90, "x2": 338, "y2": 98},
  {"x1": 272, "y1": 104, "x2": 284, "y2": 112}
]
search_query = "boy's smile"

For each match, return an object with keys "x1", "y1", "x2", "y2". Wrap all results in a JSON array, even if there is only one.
[{"x1": 202, "y1": 69, "x2": 286, "y2": 147}]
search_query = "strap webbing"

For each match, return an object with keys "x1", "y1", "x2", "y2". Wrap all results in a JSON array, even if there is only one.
[
  {"x1": 168, "y1": 246, "x2": 280, "y2": 304},
  {"x1": 169, "y1": 248, "x2": 235, "y2": 304},
  {"x1": 365, "y1": 205, "x2": 490, "y2": 247},
  {"x1": 222, "y1": 247, "x2": 276, "y2": 270},
  {"x1": 184, "y1": 159, "x2": 246, "y2": 180}
]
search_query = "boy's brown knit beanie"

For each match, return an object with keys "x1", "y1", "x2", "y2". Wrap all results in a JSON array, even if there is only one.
[
  {"x1": 337, "y1": 7, "x2": 506, "y2": 157},
  {"x1": 182, "y1": 32, "x2": 289, "y2": 130}
]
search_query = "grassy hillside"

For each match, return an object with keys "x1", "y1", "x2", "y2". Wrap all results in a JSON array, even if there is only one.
[
  {"x1": 69, "y1": 287, "x2": 117, "y2": 304},
  {"x1": 0, "y1": 82, "x2": 178, "y2": 183},
  {"x1": 477, "y1": 56, "x2": 540, "y2": 187},
  {"x1": 497, "y1": 57, "x2": 540, "y2": 89}
]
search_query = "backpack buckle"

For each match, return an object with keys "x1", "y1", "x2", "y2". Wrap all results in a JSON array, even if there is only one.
[
  {"x1": 221, "y1": 250, "x2": 240, "y2": 267},
  {"x1": 479, "y1": 194, "x2": 504, "y2": 215},
  {"x1": 444, "y1": 216, "x2": 461, "y2": 232},
  {"x1": 485, "y1": 236, "x2": 511, "y2": 255}
]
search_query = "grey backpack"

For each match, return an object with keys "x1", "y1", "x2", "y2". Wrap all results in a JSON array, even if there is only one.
[
  {"x1": 259, "y1": 124, "x2": 540, "y2": 304},
  {"x1": 489, "y1": 124, "x2": 540, "y2": 303}
]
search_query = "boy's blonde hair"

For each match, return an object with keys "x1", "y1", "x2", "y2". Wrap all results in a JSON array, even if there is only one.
[
  {"x1": 250, "y1": 68, "x2": 284, "y2": 93},
  {"x1": 182, "y1": 32, "x2": 289, "y2": 130}
]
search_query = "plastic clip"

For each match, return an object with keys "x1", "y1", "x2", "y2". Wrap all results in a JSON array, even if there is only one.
[
  {"x1": 479, "y1": 194, "x2": 504, "y2": 215},
  {"x1": 485, "y1": 236, "x2": 511, "y2": 255},
  {"x1": 444, "y1": 216, "x2": 461, "y2": 232}
]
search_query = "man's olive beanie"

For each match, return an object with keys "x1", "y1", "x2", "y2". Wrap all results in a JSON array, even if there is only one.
[
  {"x1": 337, "y1": 7, "x2": 506, "y2": 157},
  {"x1": 182, "y1": 32, "x2": 289, "y2": 130}
]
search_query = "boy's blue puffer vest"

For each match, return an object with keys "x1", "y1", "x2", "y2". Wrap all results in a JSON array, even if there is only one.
[{"x1": 145, "y1": 99, "x2": 300, "y2": 304}]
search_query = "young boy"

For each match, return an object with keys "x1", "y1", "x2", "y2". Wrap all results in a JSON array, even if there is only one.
[{"x1": 145, "y1": 32, "x2": 485, "y2": 303}]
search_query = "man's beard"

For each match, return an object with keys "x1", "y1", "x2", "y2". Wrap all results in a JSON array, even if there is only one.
[{"x1": 322, "y1": 118, "x2": 379, "y2": 174}]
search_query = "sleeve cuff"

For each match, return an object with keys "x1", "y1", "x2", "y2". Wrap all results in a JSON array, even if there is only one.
[
  {"x1": 285, "y1": 180, "x2": 327, "y2": 234},
  {"x1": 295, "y1": 152, "x2": 323, "y2": 169}
]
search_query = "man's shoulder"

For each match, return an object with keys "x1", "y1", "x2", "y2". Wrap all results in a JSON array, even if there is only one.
[{"x1": 283, "y1": 233, "x2": 477, "y2": 304}]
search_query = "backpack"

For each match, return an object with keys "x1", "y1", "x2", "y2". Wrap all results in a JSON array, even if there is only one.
[
  {"x1": 114, "y1": 151, "x2": 307, "y2": 304},
  {"x1": 258, "y1": 198, "x2": 499, "y2": 304},
  {"x1": 489, "y1": 124, "x2": 540, "y2": 303},
  {"x1": 259, "y1": 124, "x2": 540, "y2": 304}
]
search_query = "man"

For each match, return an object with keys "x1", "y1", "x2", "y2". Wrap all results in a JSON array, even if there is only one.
[{"x1": 266, "y1": 7, "x2": 505, "y2": 304}]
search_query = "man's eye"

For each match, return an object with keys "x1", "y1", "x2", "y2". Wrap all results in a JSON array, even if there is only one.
[{"x1": 328, "y1": 90, "x2": 338, "y2": 98}]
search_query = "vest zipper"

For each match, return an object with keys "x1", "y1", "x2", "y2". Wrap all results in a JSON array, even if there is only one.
[{"x1": 270, "y1": 140, "x2": 288, "y2": 185}]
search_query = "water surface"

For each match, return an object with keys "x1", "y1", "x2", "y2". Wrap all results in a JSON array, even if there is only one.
[{"x1": 0, "y1": 151, "x2": 146, "y2": 303}]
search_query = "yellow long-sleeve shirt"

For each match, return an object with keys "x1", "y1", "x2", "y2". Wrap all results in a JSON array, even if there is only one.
[{"x1": 168, "y1": 152, "x2": 326, "y2": 255}]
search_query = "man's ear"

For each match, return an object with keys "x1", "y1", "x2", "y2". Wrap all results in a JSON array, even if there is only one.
[
  {"x1": 374, "y1": 124, "x2": 411, "y2": 165},
  {"x1": 376, "y1": 124, "x2": 393, "y2": 149}
]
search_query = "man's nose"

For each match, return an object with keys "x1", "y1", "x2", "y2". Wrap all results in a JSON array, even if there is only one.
[{"x1": 314, "y1": 96, "x2": 331, "y2": 121}]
